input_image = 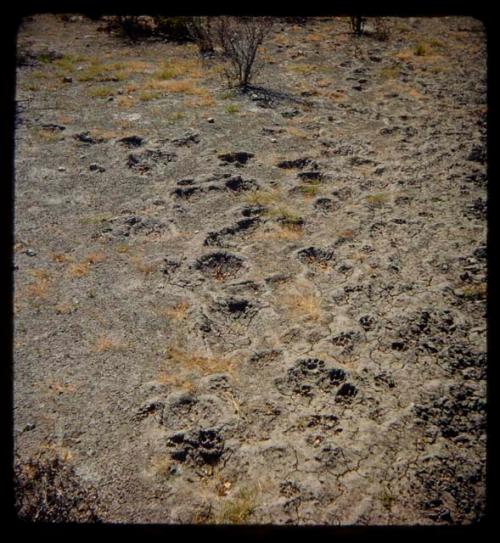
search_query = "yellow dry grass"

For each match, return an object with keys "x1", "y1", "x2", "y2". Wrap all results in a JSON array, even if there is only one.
[
  {"x1": 25, "y1": 279, "x2": 50, "y2": 299},
  {"x1": 366, "y1": 193, "x2": 391, "y2": 207},
  {"x1": 85, "y1": 252, "x2": 107, "y2": 265},
  {"x1": 252, "y1": 226, "x2": 304, "y2": 242},
  {"x1": 280, "y1": 291, "x2": 323, "y2": 321},
  {"x1": 148, "y1": 78, "x2": 208, "y2": 96},
  {"x1": 244, "y1": 187, "x2": 285, "y2": 207},
  {"x1": 24, "y1": 269, "x2": 51, "y2": 299},
  {"x1": 131, "y1": 256, "x2": 156, "y2": 276},
  {"x1": 289, "y1": 63, "x2": 317, "y2": 75},
  {"x1": 156, "y1": 371, "x2": 198, "y2": 393},
  {"x1": 47, "y1": 381, "x2": 77, "y2": 394},
  {"x1": 286, "y1": 126, "x2": 311, "y2": 139},
  {"x1": 188, "y1": 95, "x2": 215, "y2": 108},
  {"x1": 154, "y1": 58, "x2": 204, "y2": 80},
  {"x1": 216, "y1": 487, "x2": 258, "y2": 524},
  {"x1": 93, "y1": 335, "x2": 127, "y2": 353},
  {"x1": 305, "y1": 32, "x2": 326, "y2": 42},
  {"x1": 115, "y1": 243, "x2": 130, "y2": 254},
  {"x1": 67, "y1": 262, "x2": 91, "y2": 278},
  {"x1": 148, "y1": 455, "x2": 173, "y2": 477},
  {"x1": 54, "y1": 302, "x2": 76, "y2": 315},
  {"x1": 50, "y1": 252, "x2": 74, "y2": 264},
  {"x1": 33, "y1": 128, "x2": 65, "y2": 143},
  {"x1": 160, "y1": 300, "x2": 190, "y2": 322},
  {"x1": 166, "y1": 346, "x2": 236, "y2": 376},
  {"x1": 116, "y1": 95, "x2": 136, "y2": 108}
]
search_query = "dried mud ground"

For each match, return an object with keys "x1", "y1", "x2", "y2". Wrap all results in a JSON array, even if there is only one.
[{"x1": 13, "y1": 15, "x2": 487, "y2": 525}]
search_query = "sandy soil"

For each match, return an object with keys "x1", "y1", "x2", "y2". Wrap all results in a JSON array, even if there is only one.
[{"x1": 13, "y1": 14, "x2": 487, "y2": 524}]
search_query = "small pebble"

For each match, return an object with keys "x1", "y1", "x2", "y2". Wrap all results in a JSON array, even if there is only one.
[
  {"x1": 62, "y1": 76, "x2": 72, "y2": 83},
  {"x1": 207, "y1": 117, "x2": 215, "y2": 123},
  {"x1": 24, "y1": 249, "x2": 36, "y2": 257},
  {"x1": 58, "y1": 166, "x2": 66, "y2": 172},
  {"x1": 23, "y1": 422, "x2": 36, "y2": 432}
]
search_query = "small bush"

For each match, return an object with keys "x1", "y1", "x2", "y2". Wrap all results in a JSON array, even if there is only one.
[
  {"x1": 372, "y1": 17, "x2": 391, "y2": 41},
  {"x1": 350, "y1": 15, "x2": 365, "y2": 36},
  {"x1": 225, "y1": 104, "x2": 240, "y2": 113},
  {"x1": 154, "y1": 16, "x2": 193, "y2": 41},
  {"x1": 108, "y1": 15, "x2": 193, "y2": 42},
  {"x1": 187, "y1": 16, "x2": 216, "y2": 55},
  {"x1": 14, "y1": 453, "x2": 101, "y2": 522},
  {"x1": 189, "y1": 16, "x2": 274, "y2": 89},
  {"x1": 415, "y1": 42, "x2": 430, "y2": 56}
]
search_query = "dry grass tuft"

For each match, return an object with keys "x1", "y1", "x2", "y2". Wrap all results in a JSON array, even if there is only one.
[
  {"x1": 255, "y1": 226, "x2": 304, "y2": 241},
  {"x1": 289, "y1": 63, "x2": 316, "y2": 75},
  {"x1": 366, "y1": 193, "x2": 391, "y2": 208},
  {"x1": 379, "y1": 65, "x2": 401, "y2": 80},
  {"x1": 161, "y1": 300, "x2": 190, "y2": 322},
  {"x1": 115, "y1": 243, "x2": 130, "y2": 254},
  {"x1": 280, "y1": 291, "x2": 323, "y2": 321},
  {"x1": 50, "y1": 252, "x2": 74, "y2": 264},
  {"x1": 25, "y1": 279, "x2": 51, "y2": 299},
  {"x1": 88, "y1": 86, "x2": 115, "y2": 98},
  {"x1": 286, "y1": 126, "x2": 310, "y2": 139},
  {"x1": 166, "y1": 346, "x2": 236, "y2": 376},
  {"x1": 85, "y1": 252, "x2": 107, "y2": 265},
  {"x1": 24, "y1": 269, "x2": 51, "y2": 299},
  {"x1": 244, "y1": 187, "x2": 284, "y2": 207},
  {"x1": 149, "y1": 455, "x2": 172, "y2": 477},
  {"x1": 131, "y1": 256, "x2": 157, "y2": 276},
  {"x1": 116, "y1": 95, "x2": 136, "y2": 108},
  {"x1": 67, "y1": 262, "x2": 91, "y2": 278},
  {"x1": 33, "y1": 128, "x2": 65, "y2": 144},
  {"x1": 139, "y1": 90, "x2": 162, "y2": 102},
  {"x1": 54, "y1": 302, "x2": 77, "y2": 315},
  {"x1": 216, "y1": 487, "x2": 258, "y2": 524},
  {"x1": 93, "y1": 335, "x2": 127, "y2": 353},
  {"x1": 47, "y1": 381, "x2": 77, "y2": 394},
  {"x1": 188, "y1": 95, "x2": 215, "y2": 108},
  {"x1": 156, "y1": 371, "x2": 198, "y2": 393}
]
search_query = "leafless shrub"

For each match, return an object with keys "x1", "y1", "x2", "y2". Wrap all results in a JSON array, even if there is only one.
[
  {"x1": 190, "y1": 16, "x2": 274, "y2": 89},
  {"x1": 14, "y1": 453, "x2": 101, "y2": 522},
  {"x1": 350, "y1": 15, "x2": 365, "y2": 36},
  {"x1": 218, "y1": 17, "x2": 274, "y2": 88},
  {"x1": 372, "y1": 17, "x2": 391, "y2": 41},
  {"x1": 105, "y1": 15, "x2": 192, "y2": 42},
  {"x1": 187, "y1": 16, "x2": 216, "y2": 55}
]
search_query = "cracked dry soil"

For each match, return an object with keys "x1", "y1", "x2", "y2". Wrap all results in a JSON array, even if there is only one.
[{"x1": 13, "y1": 15, "x2": 487, "y2": 524}]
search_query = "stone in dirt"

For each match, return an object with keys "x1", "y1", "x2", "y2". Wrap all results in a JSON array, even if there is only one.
[
  {"x1": 297, "y1": 246, "x2": 334, "y2": 266},
  {"x1": 275, "y1": 358, "x2": 352, "y2": 399},
  {"x1": 277, "y1": 157, "x2": 318, "y2": 169},
  {"x1": 218, "y1": 151, "x2": 255, "y2": 165},
  {"x1": 41, "y1": 123, "x2": 66, "y2": 131},
  {"x1": 297, "y1": 171, "x2": 323, "y2": 181},
  {"x1": 118, "y1": 135, "x2": 145, "y2": 147},
  {"x1": 204, "y1": 217, "x2": 260, "y2": 247},
  {"x1": 314, "y1": 198, "x2": 335, "y2": 212},
  {"x1": 73, "y1": 132, "x2": 103, "y2": 144},
  {"x1": 194, "y1": 252, "x2": 244, "y2": 280},
  {"x1": 172, "y1": 133, "x2": 200, "y2": 146},
  {"x1": 173, "y1": 186, "x2": 202, "y2": 199},
  {"x1": 225, "y1": 176, "x2": 259, "y2": 192},
  {"x1": 167, "y1": 427, "x2": 225, "y2": 466}
]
